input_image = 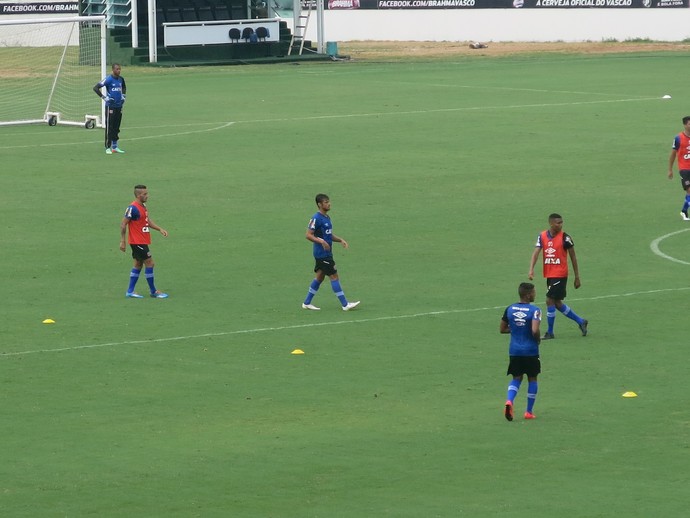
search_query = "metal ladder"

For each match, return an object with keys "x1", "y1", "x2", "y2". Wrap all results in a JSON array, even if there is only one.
[{"x1": 287, "y1": 6, "x2": 311, "y2": 55}]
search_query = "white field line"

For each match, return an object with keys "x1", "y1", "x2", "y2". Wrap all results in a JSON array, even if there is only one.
[
  {"x1": 392, "y1": 81, "x2": 653, "y2": 98},
  {"x1": 649, "y1": 228, "x2": 690, "y2": 265},
  {"x1": 0, "y1": 96, "x2": 659, "y2": 151},
  {"x1": 0, "y1": 121, "x2": 235, "y2": 150},
  {"x1": 3, "y1": 286, "x2": 690, "y2": 357},
  {"x1": 242, "y1": 96, "x2": 659, "y2": 124}
]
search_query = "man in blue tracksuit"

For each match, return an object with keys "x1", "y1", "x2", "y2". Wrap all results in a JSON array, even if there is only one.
[{"x1": 93, "y1": 63, "x2": 127, "y2": 154}]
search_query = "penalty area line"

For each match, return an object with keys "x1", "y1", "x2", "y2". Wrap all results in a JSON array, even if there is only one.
[{"x1": 2, "y1": 286, "x2": 689, "y2": 357}]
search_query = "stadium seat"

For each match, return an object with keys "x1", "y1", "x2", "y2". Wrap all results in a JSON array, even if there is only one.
[
  {"x1": 228, "y1": 27, "x2": 241, "y2": 42},
  {"x1": 241, "y1": 27, "x2": 254, "y2": 42},
  {"x1": 255, "y1": 26, "x2": 269, "y2": 41}
]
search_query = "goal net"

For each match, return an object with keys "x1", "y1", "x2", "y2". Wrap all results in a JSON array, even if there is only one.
[{"x1": 0, "y1": 16, "x2": 106, "y2": 128}]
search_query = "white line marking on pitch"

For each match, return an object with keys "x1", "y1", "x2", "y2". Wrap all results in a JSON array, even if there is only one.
[
  {"x1": 0, "y1": 96, "x2": 660, "y2": 150},
  {"x1": 241, "y1": 97, "x2": 659, "y2": 125},
  {"x1": 4, "y1": 286, "x2": 690, "y2": 357},
  {"x1": 650, "y1": 228, "x2": 690, "y2": 265},
  {"x1": 393, "y1": 81, "x2": 651, "y2": 98},
  {"x1": 0, "y1": 121, "x2": 235, "y2": 151}
]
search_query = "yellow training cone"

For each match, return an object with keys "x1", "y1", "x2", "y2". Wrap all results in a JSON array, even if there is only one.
[
  {"x1": 622, "y1": 391, "x2": 638, "y2": 398},
  {"x1": 42, "y1": 318, "x2": 56, "y2": 324},
  {"x1": 291, "y1": 349, "x2": 305, "y2": 355}
]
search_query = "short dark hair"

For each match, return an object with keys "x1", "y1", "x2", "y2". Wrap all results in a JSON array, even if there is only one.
[
  {"x1": 315, "y1": 193, "x2": 329, "y2": 205},
  {"x1": 112, "y1": 62, "x2": 121, "y2": 69},
  {"x1": 683, "y1": 116, "x2": 690, "y2": 125},
  {"x1": 134, "y1": 184, "x2": 146, "y2": 194},
  {"x1": 518, "y1": 282, "x2": 535, "y2": 298},
  {"x1": 548, "y1": 213, "x2": 562, "y2": 221}
]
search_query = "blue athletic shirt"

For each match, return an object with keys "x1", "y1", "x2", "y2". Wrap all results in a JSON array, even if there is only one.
[
  {"x1": 308, "y1": 211, "x2": 333, "y2": 259},
  {"x1": 97, "y1": 74, "x2": 126, "y2": 108},
  {"x1": 502, "y1": 303, "x2": 542, "y2": 356}
]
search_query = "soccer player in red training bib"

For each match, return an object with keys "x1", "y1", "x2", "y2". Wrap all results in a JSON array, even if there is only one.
[
  {"x1": 528, "y1": 213, "x2": 588, "y2": 340},
  {"x1": 119, "y1": 185, "x2": 169, "y2": 298},
  {"x1": 667, "y1": 115, "x2": 690, "y2": 221}
]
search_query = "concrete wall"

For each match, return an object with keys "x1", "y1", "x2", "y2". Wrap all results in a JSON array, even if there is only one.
[{"x1": 301, "y1": 9, "x2": 690, "y2": 42}]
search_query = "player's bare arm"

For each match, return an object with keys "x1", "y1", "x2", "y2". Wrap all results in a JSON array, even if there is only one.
[
  {"x1": 119, "y1": 217, "x2": 129, "y2": 252},
  {"x1": 306, "y1": 229, "x2": 330, "y2": 251},
  {"x1": 528, "y1": 247, "x2": 540, "y2": 280},
  {"x1": 668, "y1": 149, "x2": 677, "y2": 179},
  {"x1": 499, "y1": 319, "x2": 510, "y2": 334},
  {"x1": 532, "y1": 314, "x2": 541, "y2": 343},
  {"x1": 149, "y1": 220, "x2": 168, "y2": 237},
  {"x1": 568, "y1": 247, "x2": 581, "y2": 289},
  {"x1": 332, "y1": 234, "x2": 349, "y2": 249}
]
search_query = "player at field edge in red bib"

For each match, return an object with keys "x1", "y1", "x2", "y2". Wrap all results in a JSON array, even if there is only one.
[
  {"x1": 120, "y1": 185, "x2": 169, "y2": 299},
  {"x1": 667, "y1": 115, "x2": 690, "y2": 221},
  {"x1": 500, "y1": 282, "x2": 542, "y2": 421},
  {"x1": 528, "y1": 213, "x2": 588, "y2": 339},
  {"x1": 302, "y1": 193, "x2": 360, "y2": 311}
]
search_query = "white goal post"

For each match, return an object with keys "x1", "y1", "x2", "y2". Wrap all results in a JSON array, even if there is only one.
[{"x1": 0, "y1": 16, "x2": 106, "y2": 129}]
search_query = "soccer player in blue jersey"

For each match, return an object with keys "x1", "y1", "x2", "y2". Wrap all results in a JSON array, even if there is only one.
[
  {"x1": 500, "y1": 282, "x2": 542, "y2": 421},
  {"x1": 93, "y1": 63, "x2": 127, "y2": 154},
  {"x1": 302, "y1": 194, "x2": 360, "y2": 311}
]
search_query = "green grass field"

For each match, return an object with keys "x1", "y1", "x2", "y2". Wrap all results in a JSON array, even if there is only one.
[{"x1": 2, "y1": 50, "x2": 689, "y2": 516}]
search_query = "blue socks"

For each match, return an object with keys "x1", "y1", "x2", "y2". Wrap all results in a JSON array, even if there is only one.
[
  {"x1": 683, "y1": 194, "x2": 690, "y2": 214},
  {"x1": 549, "y1": 303, "x2": 585, "y2": 333},
  {"x1": 506, "y1": 379, "x2": 521, "y2": 404},
  {"x1": 330, "y1": 279, "x2": 348, "y2": 306},
  {"x1": 546, "y1": 306, "x2": 556, "y2": 334},
  {"x1": 558, "y1": 303, "x2": 584, "y2": 325},
  {"x1": 145, "y1": 267, "x2": 157, "y2": 294},
  {"x1": 304, "y1": 279, "x2": 322, "y2": 304},
  {"x1": 127, "y1": 268, "x2": 140, "y2": 293},
  {"x1": 507, "y1": 379, "x2": 537, "y2": 414},
  {"x1": 526, "y1": 381, "x2": 538, "y2": 413},
  {"x1": 303, "y1": 278, "x2": 349, "y2": 306}
]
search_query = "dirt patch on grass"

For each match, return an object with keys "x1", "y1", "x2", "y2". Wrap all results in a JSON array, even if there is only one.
[{"x1": 337, "y1": 41, "x2": 690, "y2": 60}]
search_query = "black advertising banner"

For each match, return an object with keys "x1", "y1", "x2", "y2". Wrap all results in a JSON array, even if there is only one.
[
  {"x1": 0, "y1": 2, "x2": 79, "y2": 14},
  {"x1": 327, "y1": 0, "x2": 687, "y2": 8}
]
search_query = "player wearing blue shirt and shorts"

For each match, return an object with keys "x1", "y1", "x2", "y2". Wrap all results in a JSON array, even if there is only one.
[
  {"x1": 93, "y1": 63, "x2": 127, "y2": 154},
  {"x1": 302, "y1": 194, "x2": 360, "y2": 312},
  {"x1": 500, "y1": 282, "x2": 542, "y2": 421}
]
